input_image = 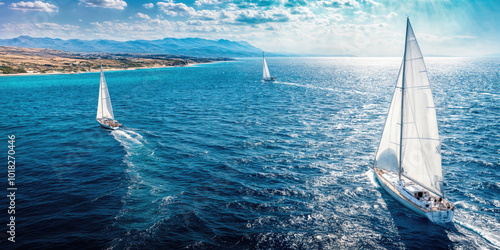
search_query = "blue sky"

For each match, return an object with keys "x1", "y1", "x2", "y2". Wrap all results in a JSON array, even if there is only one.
[{"x1": 0, "y1": 0, "x2": 499, "y2": 56}]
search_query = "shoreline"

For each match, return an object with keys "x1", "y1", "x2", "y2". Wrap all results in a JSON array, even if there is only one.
[{"x1": 0, "y1": 61, "x2": 219, "y2": 77}]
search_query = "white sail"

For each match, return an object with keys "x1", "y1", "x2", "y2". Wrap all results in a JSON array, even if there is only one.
[
  {"x1": 96, "y1": 67, "x2": 114, "y2": 120},
  {"x1": 375, "y1": 62, "x2": 403, "y2": 174},
  {"x1": 376, "y1": 19, "x2": 443, "y2": 197},
  {"x1": 263, "y1": 54, "x2": 271, "y2": 79}
]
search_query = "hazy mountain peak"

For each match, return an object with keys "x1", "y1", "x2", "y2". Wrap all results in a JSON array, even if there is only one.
[{"x1": 0, "y1": 36, "x2": 262, "y2": 58}]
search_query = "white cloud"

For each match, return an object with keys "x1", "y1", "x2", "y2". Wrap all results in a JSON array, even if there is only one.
[
  {"x1": 233, "y1": 8, "x2": 293, "y2": 24},
  {"x1": 290, "y1": 6, "x2": 311, "y2": 15},
  {"x1": 33, "y1": 22, "x2": 79, "y2": 30},
  {"x1": 79, "y1": 0, "x2": 127, "y2": 10},
  {"x1": 136, "y1": 12, "x2": 151, "y2": 20},
  {"x1": 89, "y1": 19, "x2": 178, "y2": 40},
  {"x1": 318, "y1": 0, "x2": 359, "y2": 8},
  {"x1": 289, "y1": 6, "x2": 314, "y2": 20},
  {"x1": 330, "y1": 13, "x2": 344, "y2": 21},
  {"x1": 2, "y1": 0, "x2": 489, "y2": 57},
  {"x1": 454, "y1": 35, "x2": 476, "y2": 39},
  {"x1": 155, "y1": 0, "x2": 220, "y2": 19},
  {"x1": 416, "y1": 32, "x2": 452, "y2": 43},
  {"x1": 9, "y1": 1, "x2": 58, "y2": 12},
  {"x1": 194, "y1": 0, "x2": 220, "y2": 6},
  {"x1": 157, "y1": 0, "x2": 195, "y2": 16},
  {"x1": 0, "y1": 2, "x2": 4, "y2": 6},
  {"x1": 1, "y1": 22, "x2": 82, "y2": 38},
  {"x1": 193, "y1": 9, "x2": 220, "y2": 20},
  {"x1": 416, "y1": 33, "x2": 476, "y2": 43},
  {"x1": 365, "y1": 0, "x2": 381, "y2": 6},
  {"x1": 385, "y1": 12, "x2": 397, "y2": 18}
]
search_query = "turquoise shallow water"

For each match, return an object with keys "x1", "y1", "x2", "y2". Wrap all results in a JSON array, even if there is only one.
[{"x1": 0, "y1": 57, "x2": 499, "y2": 249}]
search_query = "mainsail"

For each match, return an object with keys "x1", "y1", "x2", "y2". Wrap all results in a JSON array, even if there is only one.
[
  {"x1": 375, "y1": 18, "x2": 443, "y2": 197},
  {"x1": 96, "y1": 66, "x2": 114, "y2": 120},
  {"x1": 263, "y1": 53, "x2": 271, "y2": 79}
]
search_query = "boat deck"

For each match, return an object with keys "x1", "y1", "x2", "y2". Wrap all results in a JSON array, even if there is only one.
[{"x1": 375, "y1": 168, "x2": 455, "y2": 213}]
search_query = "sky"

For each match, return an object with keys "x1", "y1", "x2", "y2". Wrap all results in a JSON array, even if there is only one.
[{"x1": 0, "y1": 0, "x2": 499, "y2": 56}]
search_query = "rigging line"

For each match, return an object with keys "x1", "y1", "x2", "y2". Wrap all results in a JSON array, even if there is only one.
[{"x1": 405, "y1": 57, "x2": 423, "y2": 61}]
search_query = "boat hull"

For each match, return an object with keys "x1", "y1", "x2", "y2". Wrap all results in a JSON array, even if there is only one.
[
  {"x1": 374, "y1": 167, "x2": 454, "y2": 224},
  {"x1": 99, "y1": 123, "x2": 119, "y2": 130},
  {"x1": 97, "y1": 118, "x2": 120, "y2": 130},
  {"x1": 263, "y1": 77, "x2": 276, "y2": 81}
]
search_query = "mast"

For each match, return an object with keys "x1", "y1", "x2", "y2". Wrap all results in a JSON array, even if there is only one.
[
  {"x1": 398, "y1": 17, "x2": 409, "y2": 180},
  {"x1": 100, "y1": 63, "x2": 103, "y2": 119}
]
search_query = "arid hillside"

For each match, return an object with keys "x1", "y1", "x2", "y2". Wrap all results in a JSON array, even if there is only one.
[{"x1": 0, "y1": 46, "x2": 226, "y2": 74}]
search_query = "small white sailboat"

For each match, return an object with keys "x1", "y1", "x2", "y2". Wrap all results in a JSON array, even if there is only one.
[
  {"x1": 96, "y1": 65, "x2": 120, "y2": 130},
  {"x1": 373, "y1": 18, "x2": 455, "y2": 223},
  {"x1": 262, "y1": 52, "x2": 276, "y2": 81}
]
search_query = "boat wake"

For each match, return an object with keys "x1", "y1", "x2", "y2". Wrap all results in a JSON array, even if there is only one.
[
  {"x1": 108, "y1": 128, "x2": 178, "y2": 248},
  {"x1": 455, "y1": 220, "x2": 500, "y2": 248},
  {"x1": 452, "y1": 202, "x2": 500, "y2": 248},
  {"x1": 276, "y1": 81, "x2": 340, "y2": 92},
  {"x1": 111, "y1": 128, "x2": 146, "y2": 150},
  {"x1": 110, "y1": 128, "x2": 152, "y2": 181}
]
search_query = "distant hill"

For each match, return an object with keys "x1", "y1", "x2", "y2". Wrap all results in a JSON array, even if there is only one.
[
  {"x1": 0, "y1": 46, "x2": 229, "y2": 75},
  {"x1": 0, "y1": 36, "x2": 263, "y2": 58}
]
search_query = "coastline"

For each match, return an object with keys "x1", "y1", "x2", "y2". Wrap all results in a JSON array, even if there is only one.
[
  {"x1": 0, "y1": 46, "x2": 234, "y2": 77},
  {"x1": 0, "y1": 61, "x2": 217, "y2": 77}
]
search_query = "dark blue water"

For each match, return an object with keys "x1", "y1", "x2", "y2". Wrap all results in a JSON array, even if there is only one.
[{"x1": 1, "y1": 57, "x2": 498, "y2": 249}]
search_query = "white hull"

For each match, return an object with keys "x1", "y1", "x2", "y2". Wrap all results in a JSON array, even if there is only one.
[
  {"x1": 263, "y1": 77, "x2": 276, "y2": 81},
  {"x1": 97, "y1": 118, "x2": 120, "y2": 130},
  {"x1": 374, "y1": 167, "x2": 455, "y2": 224}
]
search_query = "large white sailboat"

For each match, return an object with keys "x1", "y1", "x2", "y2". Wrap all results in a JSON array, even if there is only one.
[
  {"x1": 96, "y1": 66, "x2": 120, "y2": 130},
  {"x1": 373, "y1": 18, "x2": 455, "y2": 223},
  {"x1": 262, "y1": 52, "x2": 276, "y2": 81}
]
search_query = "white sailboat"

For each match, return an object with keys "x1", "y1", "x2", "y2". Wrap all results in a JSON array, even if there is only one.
[
  {"x1": 373, "y1": 18, "x2": 455, "y2": 223},
  {"x1": 262, "y1": 52, "x2": 276, "y2": 81},
  {"x1": 96, "y1": 65, "x2": 120, "y2": 130}
]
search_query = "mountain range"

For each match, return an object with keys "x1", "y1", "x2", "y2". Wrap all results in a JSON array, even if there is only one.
[{"x1": 0, "y1": 36, "x2": 263, "y2": 58}]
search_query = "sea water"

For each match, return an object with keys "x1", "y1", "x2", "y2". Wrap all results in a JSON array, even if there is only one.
[{"x1": 0, "y1": 57, "x2": 498, "y2": 248}]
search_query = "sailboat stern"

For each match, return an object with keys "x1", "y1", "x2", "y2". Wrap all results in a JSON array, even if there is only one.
[{"x1": 426, "y1": 209, "x2": 454, "y2": 224}]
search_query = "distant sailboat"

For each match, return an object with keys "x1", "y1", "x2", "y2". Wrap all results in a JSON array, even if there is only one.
[
  {"x1": 262, "y1": 52, "x2": 276, "y2": 81},
  {"x1": 96, "y1": 65, "x2": 120, "y2": 130},
  {"x1": 373, "y1": 18, "x2": 455, "y2": 223}
]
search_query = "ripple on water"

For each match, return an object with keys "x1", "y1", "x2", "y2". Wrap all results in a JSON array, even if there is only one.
[{"x1": 2, "y1": 57, "x2": 498, "y2": 249}]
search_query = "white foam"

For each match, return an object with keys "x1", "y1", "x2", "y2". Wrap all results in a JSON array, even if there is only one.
[
  {"x1": 111, "y1": 129, "x2": 143, "y2": 147},
  {"x1": 364, "y1": 169, "x2": 379, "y2": 188},
  {"x1": 455, "y1": 219, "x2": 500, "y2": 247}
]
